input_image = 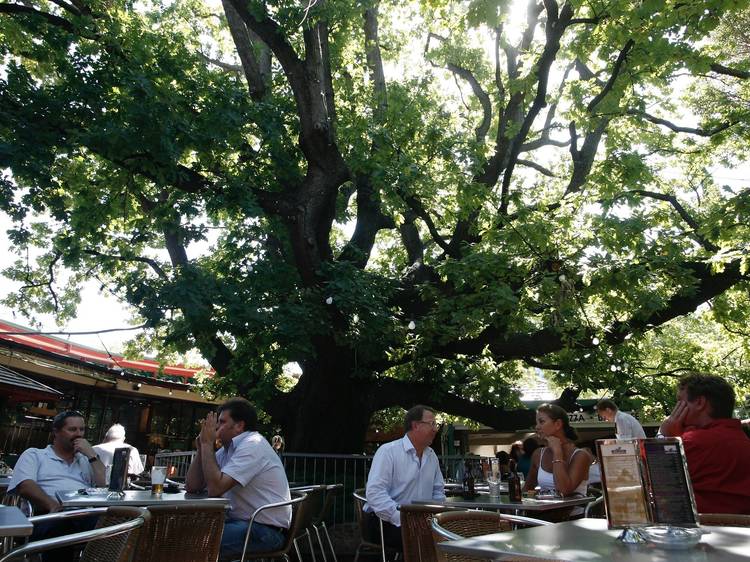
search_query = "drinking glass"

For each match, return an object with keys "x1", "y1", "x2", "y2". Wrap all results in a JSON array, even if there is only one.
[{"x1": 151, "y1": 466, "x2": 167, "y2": 495}]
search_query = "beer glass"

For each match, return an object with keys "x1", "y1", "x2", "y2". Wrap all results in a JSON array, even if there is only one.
[{"x1": 151, "y1": 466, "x2": 167, "y2": 495}]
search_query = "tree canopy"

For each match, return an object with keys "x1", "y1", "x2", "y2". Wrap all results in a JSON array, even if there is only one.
[{"x1": 1, "y1": 0, "x2": 749, "y2": 451}]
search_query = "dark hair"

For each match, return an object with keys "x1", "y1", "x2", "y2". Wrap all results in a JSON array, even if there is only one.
[
  {"x1": 678, "y1": 373, "x2": 735, "y2": 419},
  {"x1": 218, "y1": 398, "x2": 258, "y2": 432},
  {"x1": 537, "y1": 403, "x2": 578, "y2": 441},
  {"x1": 495, "y1": 450, "x2": 510, "y2": 464},
  {"x1": 52, "y1": 410, "x2": 85, "y2": 430},
  {"x1": 522, "y1": 436, "x2": 539, "y2": 455},
  {"x1": 404, "y1": 405, "x2": 436, "y2": 433},
  {"x1": 595, "y1": 399, "x2": 618, "y2": 412}
]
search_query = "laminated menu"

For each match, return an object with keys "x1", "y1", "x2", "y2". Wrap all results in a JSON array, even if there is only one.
[{"x1": 596, "y1": 438, "x2": 699, "y2": 529}]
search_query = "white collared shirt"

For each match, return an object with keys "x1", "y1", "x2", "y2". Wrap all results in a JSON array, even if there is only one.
[
  {"x1": 9, "y1": 445, "x2": 95, "y2": 498},
  {"x1": 215, "y1": 431, "x2": 291, "y2": 528},
  {"x1": 615, "y1": 410, "x2": 646, "y2": 439},
  {"x1": 365, "y1": 435, "x2": 445, "y2": 526}
]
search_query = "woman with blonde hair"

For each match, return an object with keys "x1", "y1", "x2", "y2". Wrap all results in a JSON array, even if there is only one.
[{"x1": 524, "y1": 403, "x2": 591, "y2": 497}]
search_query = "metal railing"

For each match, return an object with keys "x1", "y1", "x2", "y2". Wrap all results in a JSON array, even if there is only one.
[{"x1": 152, "y1": 450, "x2": 492, "y2": 525}]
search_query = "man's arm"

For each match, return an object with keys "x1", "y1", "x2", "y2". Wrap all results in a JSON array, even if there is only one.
[
  {"x1": 365, "y1": 447, "x2": 400, "y2": 526},
  {"x1": 659, "y1": 400, "x2": 689, "y2": 437},
  {"x1": 73, "y1": 439, "x2": 105, "y2": 487},
  {"x1": 15, "y1": 479, "x2": 61, "y2": 513},
  {"x1": 196, "y1": 412, "x2": 239, "y2": 497},
  {"x1": 431, "y1": 453, "x2": 446, "y2": 500},
  {"x1": 184, "y1": 441, "x2": 206, "y2": 493}
]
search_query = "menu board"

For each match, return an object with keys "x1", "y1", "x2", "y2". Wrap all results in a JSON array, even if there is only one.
[
  {"x1": 596, "y1": 438, "x2": 698, "y2": 529},
  {"x1": 108, "y1": 447, "x2": 130, "y2": 493}
]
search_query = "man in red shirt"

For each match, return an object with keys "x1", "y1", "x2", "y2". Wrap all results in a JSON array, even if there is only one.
[{"x1": 659, "y1": 373, "x2": 750, "y2": 514}]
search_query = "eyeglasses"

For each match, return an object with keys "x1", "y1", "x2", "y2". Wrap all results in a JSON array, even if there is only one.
[{"x1": 417, "y1": 420, "x2": 441, "y2": 430}]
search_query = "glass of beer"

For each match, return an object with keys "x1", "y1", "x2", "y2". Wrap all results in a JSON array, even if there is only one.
[{"x1": 151, "y1": 466, "x2": 167, "y2": 496}]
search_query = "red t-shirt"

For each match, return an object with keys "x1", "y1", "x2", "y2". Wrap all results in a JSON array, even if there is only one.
[{"x1": 682, "y1": 419, "x2": 750, "y2": 514}]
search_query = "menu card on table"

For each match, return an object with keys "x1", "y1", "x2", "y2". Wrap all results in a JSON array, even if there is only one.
[{"x1": 596, "y1": 438, "x2": 699, "y2": 529}]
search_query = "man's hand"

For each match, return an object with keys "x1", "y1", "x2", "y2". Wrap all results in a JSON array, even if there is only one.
[
  {"x1": 660, "y1": 400, "x2": 689, "y2": 437},
  {"x1": 198, "y1": 412, "x2": 218, "y2": 448},
  {"x1": 72, "y1": 438, "x2": 96, "y2": 459}
]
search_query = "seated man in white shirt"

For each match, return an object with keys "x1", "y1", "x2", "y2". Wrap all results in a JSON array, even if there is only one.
[
  {"x1": 9, "y1": 410, "x2": 106, "y2": 561},
  {"x1": 595, "y1": 399, "x2": 646, "y2": 439},
  {"x1": 185, "y1": 398, "x2": 291, "y2": 559},
  {"x1": 365, "y1": 405, "x2": 446, "y2": 551},
  {"x1": 93, "y1": 423, "x2": 145, "y2": 481}
]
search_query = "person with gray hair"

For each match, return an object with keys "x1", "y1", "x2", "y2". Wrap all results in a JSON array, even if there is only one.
[
  {"x1": 364, "y1": 405, "x2": 445, "y2": 552},
  {"x1": 93, "y1": 423, "x2": 144, "y2": 479}
]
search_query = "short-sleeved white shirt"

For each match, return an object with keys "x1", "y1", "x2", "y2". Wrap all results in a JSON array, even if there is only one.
[
  {"x1": 93, "y1": 441, "x2": 145, "y2": 478},
  {"x1": 215, "y1": 431, "x2": 291, "y2": 528},
  {"x1": 8, "y1": 445, "x2": 95, "y2": 498},
  {"x1": 615, "y1": 410, "x2": 647, "y2": 439}
]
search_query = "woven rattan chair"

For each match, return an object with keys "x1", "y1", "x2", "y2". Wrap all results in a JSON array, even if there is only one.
[
  {"x1": 431, "y1": 510, "x2": 554, "y2": 562},
  {"x1": 0, "y1": 506, "x2": 147, "y2": 562},
  {"x1": 131, "y1": 502, "x2": 226, "y2": 562},
  {"x1": 399, "y1": 503, "x2": 462, "y2": 562},
  {"x1": 699, "y1": 513, "x2": 750, "y2": 526}
]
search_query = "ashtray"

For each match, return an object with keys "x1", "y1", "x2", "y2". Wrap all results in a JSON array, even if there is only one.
[
  {"x1": 164, "y1": 484, "x2": 181, "y2": 494},
  {"x1": 82, "y1": 487, "x2": 110, "y2": 496},
  {"x1": 636, "y1": 526, "x2": 703, "y2": 549}
]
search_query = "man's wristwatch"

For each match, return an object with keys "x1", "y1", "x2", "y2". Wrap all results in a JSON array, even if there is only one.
[{"x1": 88, "y1": 455, "x2": 100, "y2": 464}]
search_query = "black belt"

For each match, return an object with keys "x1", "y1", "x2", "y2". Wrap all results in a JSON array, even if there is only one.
[{"x1": 256, "y1": 522, "x2": 286, "y2": 534}]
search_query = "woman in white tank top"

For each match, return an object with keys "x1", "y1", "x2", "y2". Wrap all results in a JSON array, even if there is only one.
[{"x1": 524, "y1": 403, "x2": 592, "y2": 497}]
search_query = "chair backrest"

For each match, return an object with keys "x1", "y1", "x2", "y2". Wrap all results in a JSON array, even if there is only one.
[
  {"x1": 0, "y1": 506, "x2": 147, "y2": 562},
  {"x1": 290, "y1": 485, "x2": 327, "y2": 536},
  {"x1": 431, "y1": 511, "x2": 554, "y2": 562},
  {"x1": 399, "y1": 504, "x2": 462, "y2": 562},
  {"x1": 699, "y1": 513, "x2": 750, "y2": 527},
  {"x1": 1, "y1": 492, "x2": 33, "y2": 516},
  {"x1": 81, "y1": 506, "x2": 150, "y2": 562},
  {"x1": 241, "y1": 490, "x2": 309, "y2": 561},
  {"x1": 353, "y1": 488, "x2": 368, "y2": 536},
  {"x1": 131, "y1": 502, "x2": 226, "y2": 562},
  {"x1": 317, "y1": 483, "x2": 342, "y2": 525}
]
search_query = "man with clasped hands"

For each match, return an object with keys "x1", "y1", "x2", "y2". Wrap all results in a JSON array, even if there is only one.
[{"x1": 185, "y1": 397, "x2": 291, "y2": 559}]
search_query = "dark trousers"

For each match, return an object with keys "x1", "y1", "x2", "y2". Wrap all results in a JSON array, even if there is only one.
[
  {"x1": 31, "y1": 514, "x2": 100, "y2": 562},
  {"x1": 365, "y1": 511, "x2": 403, "y2": 552}
]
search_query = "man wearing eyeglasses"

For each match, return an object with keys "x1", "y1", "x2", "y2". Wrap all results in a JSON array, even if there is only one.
[
  {"x1": 364, "y1": 405, "x2": 446, "y2": 551},
  {"x1": 8, "y1": 410, "x2": 106, "y2": 560}
]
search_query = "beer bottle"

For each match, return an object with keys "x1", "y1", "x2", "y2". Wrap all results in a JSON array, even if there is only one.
[
  {"x1": 465, "y1": 460, "x2": 475, "y2": 496},
  {"x1": 508, "y1": 460, "x2": 523, "y2": 502}
]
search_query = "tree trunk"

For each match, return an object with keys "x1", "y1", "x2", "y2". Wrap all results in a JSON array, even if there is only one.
[{"x1": 275, "y1": 351, "x2": 375, "y2": 453}]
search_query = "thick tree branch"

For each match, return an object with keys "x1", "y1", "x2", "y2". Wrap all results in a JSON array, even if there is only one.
[
  {"x1": 425, "y1": 33, "x2": 492, "y2": 142},
  {"x1": 83, "y1": 249, "x2": 169, "y2": 280},
  {"x1": 221, "y1": 0, "x2": 271, "y2": 100},
  {"x1": 371, "y1": 378, "x2": 536, "y2": 431},
  {"x1": 628, "y1": 110, "x2": 736, "y2": 136},
  {"x1": 517, "y1": 158, "x2": 557, "y2": 177},
  {"x1": 710, "y1": 63, "x2": 750, "y2": 80},
  {"x1": 587, "y1": 39, "x2": 635, "y2": 113},
  {"x1": 614, "y1": 189, "x2": 719, "y2": 252},
  {"x1": 0, "y1": 3, "x2": 75, "y2": 32}
]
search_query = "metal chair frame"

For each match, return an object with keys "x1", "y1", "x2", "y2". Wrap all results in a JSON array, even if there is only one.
[
  {"x1": 352, "y1": 489, "x2": 400, "y2": 562},
  {"x1": 237, "y1": 490, "x2": 309, "y2": 562},
  {"x1": 0, "y1": 506, "x2": 147, "y2": 562}
]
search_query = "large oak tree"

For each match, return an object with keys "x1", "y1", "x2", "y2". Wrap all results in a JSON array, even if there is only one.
[{"x1": 1, "y1": 0, "x2": 749, "y2": 451}]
